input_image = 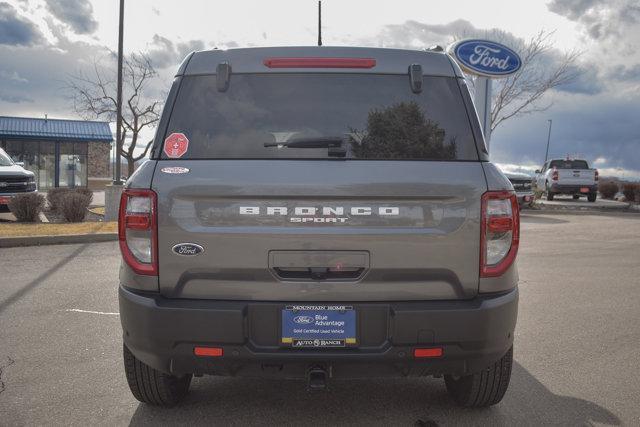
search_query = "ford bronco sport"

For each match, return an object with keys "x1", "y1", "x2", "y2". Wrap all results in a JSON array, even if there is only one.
[{"x1": 118, "y1": 46, "x2": 519, "y2": 408}]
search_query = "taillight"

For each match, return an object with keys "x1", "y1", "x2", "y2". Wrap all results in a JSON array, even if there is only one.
[
  {"x1": 414, "y1": 348, "x2": 443, "y2": 358},
  {"x1": 118, "y1": 189, "x2": 158, "y2": 275},
  {"x1": 263, "y1": 57, "x2": 376, "y2": 69},
  {"x1": 551, "y1": 167, "x2": 559, "y2": 181},
  {"x1": 480, "y1": 191, "x2": 519, "y2": 278},
  {"x1": 594, "y1": 170, "x2": 599, "y2": 181}
]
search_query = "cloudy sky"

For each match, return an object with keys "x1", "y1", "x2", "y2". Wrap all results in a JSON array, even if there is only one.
[{"x1": 1, "y1": 0, "x2": 639, "y2": 178}]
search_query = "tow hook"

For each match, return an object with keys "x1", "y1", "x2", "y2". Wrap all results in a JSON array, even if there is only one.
[{"x1": 307, "y1": 365, "x2": 329, "y2": 391}]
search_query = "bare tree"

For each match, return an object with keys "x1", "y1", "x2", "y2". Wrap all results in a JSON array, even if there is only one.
[
  {"x1": 67, "y1": 53, "x2": 162, "y2": 177},
  {"x1": 459, "y1": 30, "x2": 581, "y2": 131}
]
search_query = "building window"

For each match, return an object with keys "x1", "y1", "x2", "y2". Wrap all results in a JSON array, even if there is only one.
[
  {"x1": 39, "y1": 141, "x2": 56, "y2": 190},
  {"x1": 58, "y1": 142, "x2": 88, "y2": 188},
  {"x1": 1, "y1": 139, "x2": 89, "y2": 189}
]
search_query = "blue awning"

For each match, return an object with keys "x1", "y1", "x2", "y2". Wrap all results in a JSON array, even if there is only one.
[{"x1": 0, "y1": 116, "x2": 113, "y2": 142}]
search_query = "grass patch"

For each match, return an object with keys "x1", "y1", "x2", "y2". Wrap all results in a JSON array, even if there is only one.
[{"x1": 0, "y1": 221, "x2": 117, "y2": 237}]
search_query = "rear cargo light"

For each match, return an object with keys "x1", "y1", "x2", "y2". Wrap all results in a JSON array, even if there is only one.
[
  {"x1": 263, "y1": 57, "x2": 376, "y2": 69},
  {"x1": 118, "y1": 189, "x2": 158, "y2": 276},
  {"x1": 594, "y1": 169, "x2": 599, "y2": 181},
  {"x1": 194, "y1": 347, "x2": 223, "y2": 357},
  {"x1": 414, "y1": 348, "x2": 443, "y2": 358},
  {"x1": 551, "y1": 167, "x2": 559, "y2": 181},
  {"x1": 480, "y1": 191, "x2": 519, "y2": 278}
]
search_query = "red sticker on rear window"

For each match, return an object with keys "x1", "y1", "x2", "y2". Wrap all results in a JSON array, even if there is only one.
[{"x1": 163, "y1": 133, "x2": 189, "y2": 158}]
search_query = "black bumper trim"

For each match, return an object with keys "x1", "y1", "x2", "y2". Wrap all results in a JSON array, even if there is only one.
[
  {"x1": 550, "y1": 184, "x2": 597, "y2": 194},
  {"x1": 119, "y1": 286, "x2": 518, "y2": 378}
]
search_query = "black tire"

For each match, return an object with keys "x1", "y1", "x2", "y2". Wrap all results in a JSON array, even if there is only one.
[
  {"x1": 572, "y1": 194, "x2": 580, "y2": 200},
  {"x1": 587, "y1": 193, "x2": 597, "y2": 202},
  {"x1": 545, "y1": 182, "x2": 554, "y2": 201},
  {"x1": 444, "y1": 347, "x2": 513, "y2": 408},
  {"x1": 123, "y1": 344, "x2": 192, "y2": 407}
]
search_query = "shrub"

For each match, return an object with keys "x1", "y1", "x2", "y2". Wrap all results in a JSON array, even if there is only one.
[
  {"x1": 60, "y1": 192, "x2": 91, "y2": 222},
  {"x1": 47, "y1": 188, "x2": 93, "y2": 211},
  {"x1": 73, "y1": 187, "x2": 94, "y2": 205},
  {"x1": 621, "y1": 183, "x2": 640, "y2": 203},
  {"x1": 8, "y1": 193, "x2": 45, "y2": 222},
  {"x1": 598, "y1": 181, "x2": 618, "y2": 199},
  {"x1": 47, "y1": 188, "x2": 71, "y2": 211}
]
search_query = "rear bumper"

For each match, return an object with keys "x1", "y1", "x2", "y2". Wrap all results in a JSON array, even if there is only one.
[
  {"x1": 549, "y1": 183, "x2": 597, "y2": 194},
  {"x1": 119, "y1": 285, "x2": 518, "y2": 378}
]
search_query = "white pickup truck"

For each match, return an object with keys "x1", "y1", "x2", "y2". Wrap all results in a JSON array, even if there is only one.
[{"x1": 534, "y1": 158, "x2": 599, "y2": 202}]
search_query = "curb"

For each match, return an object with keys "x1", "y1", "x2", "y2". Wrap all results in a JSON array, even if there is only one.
[
  {"x1": 0, "y1": 233, "x2": 117, "y2": 248},
  {"x1": 522, "y1": 207, "x2": 637, "y2": 216}
]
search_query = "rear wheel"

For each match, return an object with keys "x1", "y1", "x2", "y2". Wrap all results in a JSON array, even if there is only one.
[
  {"x1": 588, "y1": 193, "x2": 597, "y2": 202},
  {"x1": 444, "y1": 347, "x2": 513, "y2": 407},
  {"x1": 545, "y1": 182, "x2": 554, "y2": 201},
  {"x1": 123, "y1": 344, "x2": 192, "y2": 407}
]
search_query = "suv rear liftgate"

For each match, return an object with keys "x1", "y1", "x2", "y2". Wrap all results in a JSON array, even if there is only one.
[{"x1": 118, "y1": 46, "x2": 519, "y2": 408}]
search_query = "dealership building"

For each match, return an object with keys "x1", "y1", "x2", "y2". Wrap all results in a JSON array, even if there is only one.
[{"x1": 0, "y1": 116, "x2": 113, "y2": 190}]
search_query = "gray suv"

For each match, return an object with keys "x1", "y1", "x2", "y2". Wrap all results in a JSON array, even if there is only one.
[{"x1": 118, "y1": 46, "x2": 519, "y2": 408}]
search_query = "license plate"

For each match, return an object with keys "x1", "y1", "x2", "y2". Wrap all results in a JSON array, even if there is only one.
[
  {"x1": 580, "y1": 187, "x2": 589, "y2": 193},
  {"x1": 281, "y1": 305, "x2": 356, "y2": 348}
]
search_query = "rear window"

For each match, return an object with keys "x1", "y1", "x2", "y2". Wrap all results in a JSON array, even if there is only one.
[
  {"x1": 161, "y1": 74, "x2": 478, "y2": 160},
  {"x1": 549, "y1": 160, "x2": 589, "y2": 169}
]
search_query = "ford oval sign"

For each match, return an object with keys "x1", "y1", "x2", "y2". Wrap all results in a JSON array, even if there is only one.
[
  {"x1": 172, "y1": 243, "x2": 204, "y2": 256},
  {"x1": 449, "y1": 39, "x2": 521, "y2": 78}
]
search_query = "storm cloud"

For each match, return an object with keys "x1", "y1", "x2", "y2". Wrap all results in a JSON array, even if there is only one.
[
  {"x1": 46, "y1": 0, "x2": 98, "y2": 34},
  {"x1": 146, "y1": 34, "x2": 206, "y2": 70},
  {"x1": 0, "y1": 2, "x2": 42, "y2": 46},
  {"x1": 548, "y1": 0, "x2": 640, "y2": 41}
]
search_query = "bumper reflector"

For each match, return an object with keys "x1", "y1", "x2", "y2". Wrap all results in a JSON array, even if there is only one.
[
  {"x1": 194, "y1": 347, "x2": 223, "y2": 357},
  {"x1": 414, "y1": 348, "x2": 443, "y2": 358}
]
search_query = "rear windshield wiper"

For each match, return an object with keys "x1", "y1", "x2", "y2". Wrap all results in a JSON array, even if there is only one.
[{"x1": 264, "y1": 136, "x2": 344, "y2": 148}]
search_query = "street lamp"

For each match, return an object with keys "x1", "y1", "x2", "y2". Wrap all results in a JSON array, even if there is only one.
[
  {"x1": 114, "y1": 0, "x2": 124, "y2": 185},
  {"x1": 544, "y1": 119, "x2": 552, "y2": 163},
  {"x1": 105, "y1": 0, "x2": 125, "y2": 222}
]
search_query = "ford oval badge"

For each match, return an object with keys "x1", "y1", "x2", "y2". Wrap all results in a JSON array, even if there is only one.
[
  {"x1": 293, "y1": 315, "x2": 315, "y2": 325},
  {"x1": 172, "y1": 243, "x2": 204, "y2": 256},
  {"x1": 449, "y1": 39, "x2": 521, "y2": 78}
]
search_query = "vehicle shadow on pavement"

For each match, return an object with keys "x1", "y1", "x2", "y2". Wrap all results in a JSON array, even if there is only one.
[
  {"x1": 128, "y1": 362, "x2": 620, "y2": 426},
  {"x1": 0, "y1": 243, "x2": 88, "y2": 315}
]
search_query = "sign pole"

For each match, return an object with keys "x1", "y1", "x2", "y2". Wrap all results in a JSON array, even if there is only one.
[
  {"x1": 474, "y1": 77, "x2": 492, "y2": 153},
  {"x1": 544, "y1": 119, "x2": 552, "y2": 163}
]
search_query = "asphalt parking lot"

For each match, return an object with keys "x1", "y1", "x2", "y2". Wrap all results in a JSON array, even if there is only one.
[{"x1": 1, "y1": 212, "x2": 639, "y2": 425}]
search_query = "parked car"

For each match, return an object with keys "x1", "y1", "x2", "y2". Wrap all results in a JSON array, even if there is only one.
[
  {"x1": 504, "y1": 172, "x2": 534, "y2": 208},
  {"x1": 534, "y1": 158, "x2": 598, "y2": 202},
  {"x1": 118, "y1": 46, "x2": 520, "y2": 408},
  {"x1": 0, "y1": 147, "x2": 37, "y2": 211}
]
